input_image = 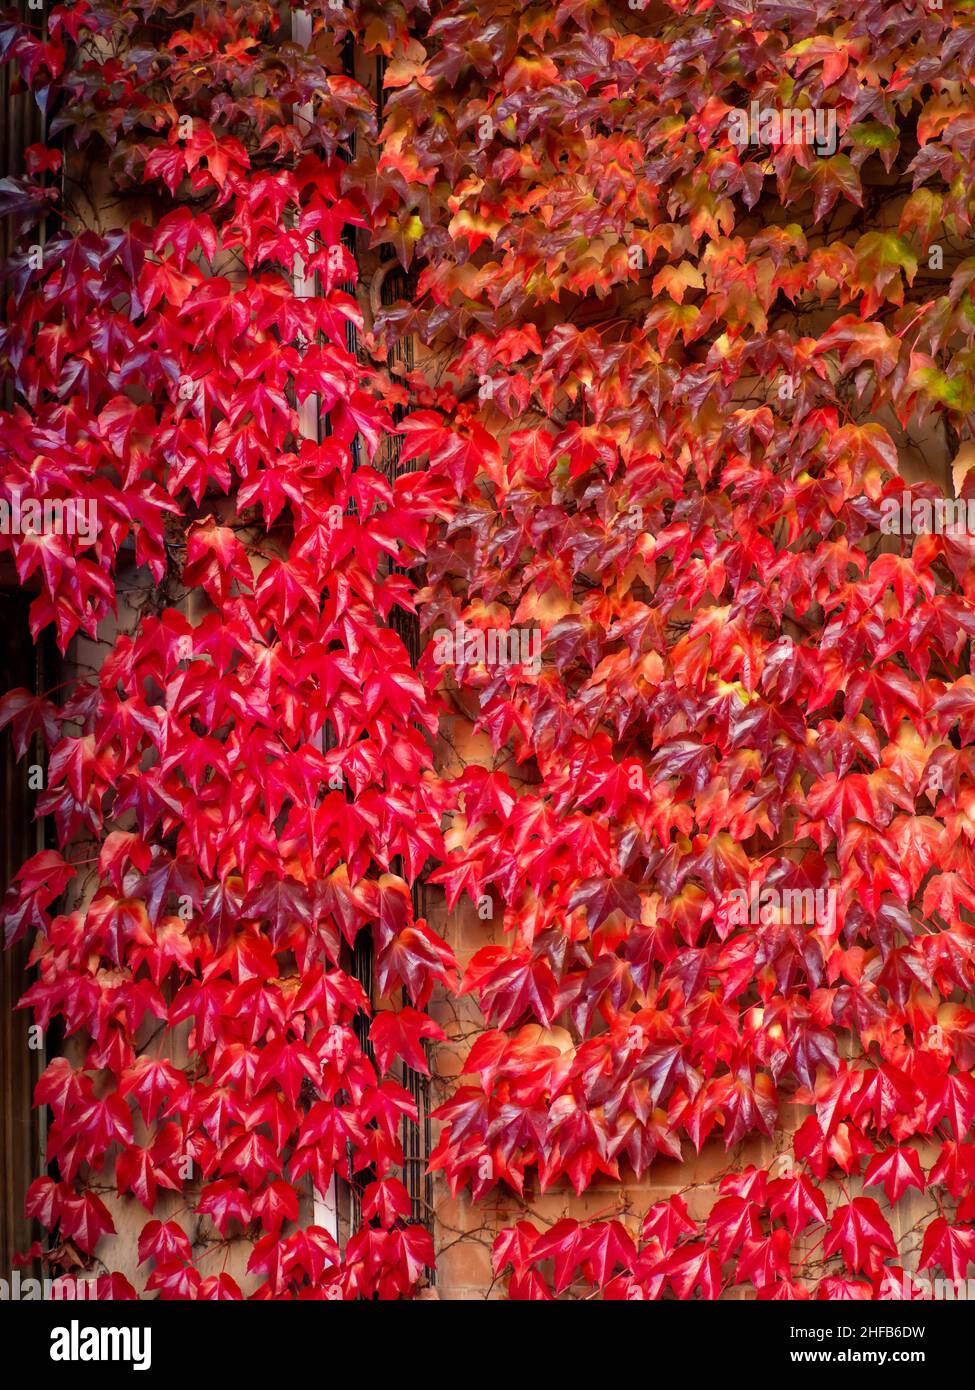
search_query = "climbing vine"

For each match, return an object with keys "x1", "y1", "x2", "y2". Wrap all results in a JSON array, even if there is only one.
[{"x1": 5, "y1": 0, "x2": 975, "y2": 1300}]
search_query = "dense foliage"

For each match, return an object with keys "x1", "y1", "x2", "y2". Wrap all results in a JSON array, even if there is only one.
[{"x1": 4, "y1": 0, "x2": 975, "y2": 1299}]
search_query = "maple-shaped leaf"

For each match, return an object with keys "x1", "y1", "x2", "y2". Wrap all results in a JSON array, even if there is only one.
[
  {"x1": 735, "y1": 1228, "x2": 793, "y2": 1290},
  {"x1": 196, "y1": 1180, "x2": 253, "y2": 1237},
  {"x1": 361, "y1": 1177, "x2": 412, "y2": 1227},
  {"x1": 369, "y1": 1008, "x2": 445, "y2": 1075},
  {"x1": 145, "y1": 1260, "x2": 202, "y2": 1300},
  {"x1": 567, "y1": 875, "x2": 642, "y2": 932},
  {"x1": 640, "y1": 1195, "x2": 696, "y2": 1254},
  {"x1": 766, "y1": 1173, "x2": 828, "y2": 1237},
  {"x1": 183, "y1": 518, "x2": 253, "y2": 606},
  {"x1": 25, "y1": 1176, "x2": 66, "y2": 1230},
  {"x1": 919, "y1": 1218, "x2": 975, "y2": 1284},
  {"x1": 659, "y1": 1243, "x2": 722, "y2": 1299},
  {"x1": 526, "y1": 1218, "x2": 583, "y2": 1294},
  {"x1": 577, "y1": 1221, "x2": 638, "y2": 1286},
  {"x1": 823, "y1": 1198, "x2": 897, "y2": 1276},
  {"x1": 0, "y1": 686, "x2": 60, "y2": 757},
  {"x1": 253, "y1": 1038, "x2": 320, "y2": 1106},
  {"x1": 57, "y1": 1189, "x2": 116, "y2": 1253},
  {"x1": 863, "y1": 1146, "x2": 926, "y2": 1204},
  {"x1": 93, "y1": 1273, "x2": 139, "y2": 1301},
  {"x1": 198, "y1": 1273, "x2": 244, "y2": 1300},
  {"x1": 704, "y1": 1195, "x2": 762, "y2": 1262},
  {"x1": 493, "y1": 1221, "x2": 539, "y2": 1278},
  {"x1": 252, "y1": 1179, "x2": 300, "y2": 1236},
  {"x1": 376, "y1": 918, "x2": 458, "y2": 1008},
  {"x1": 116, "y1": 1146, "x2": 165, "y2": 1211},
  {"x1": 508, "y1": 1268, "x2": 555, "y2": 1301},
  {"x1": 118, "y1": 1057, "x2": 187, "y2": 1125},
  {"x1": 461, "y1": 946, "x2": 559, "y2": 1028},
  {"x1": 3, "y1": 849, "x2": 77, "y2": 944},
  {"x1": 137, "y1": 1219, "x2": 193, "y2": 1267}
]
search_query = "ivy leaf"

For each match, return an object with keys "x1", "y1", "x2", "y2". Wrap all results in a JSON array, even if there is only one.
[{"x1": 369, "y1": 1008, "x2": 445, "y2": 1074}]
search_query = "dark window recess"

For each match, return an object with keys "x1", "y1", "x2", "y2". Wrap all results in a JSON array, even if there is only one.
[
  {"x1": 285, "y1": 23, "x2": 434, "y2": 1266},
  {"x1": 370, "y1": 185, "x2": 434, "y2": 1251},
  {"x1": 1, "y1": 0, "x2": 55, "y2": 1277},
  {"x1": 348, "y1": 926, "x2": 375, "y2": 1235},
  {"x1": 339, "y1": 43, "x2": 434, "y2": 1258},
  {"x1": 0, "y1": 589, "x2": 56, "y2": 1274},
  {"x1": 402, "y1": 879, "x2": 434, "y2": 1234},
  {"x1": 347, "y1": 883, "x2": 434, "y2": 1248}
]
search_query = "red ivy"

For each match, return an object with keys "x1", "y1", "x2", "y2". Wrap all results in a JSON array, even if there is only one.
[{"x1": 4, "y1": 0, "x2": 975, "y2": 1300}]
